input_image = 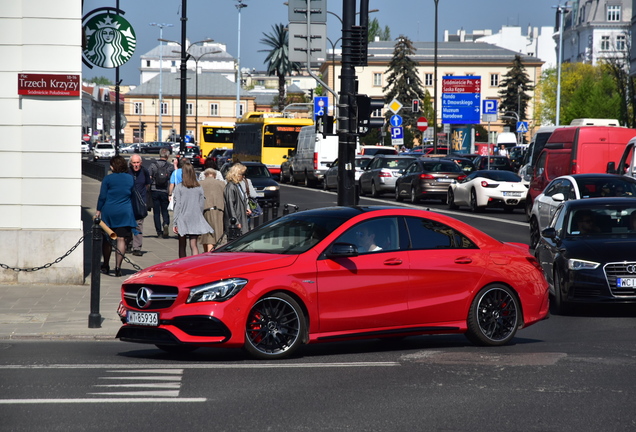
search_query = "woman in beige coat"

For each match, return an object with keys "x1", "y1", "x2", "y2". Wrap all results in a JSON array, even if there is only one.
[{"x1": 200, "y1": 168, "x2": 226, "y2": 251}]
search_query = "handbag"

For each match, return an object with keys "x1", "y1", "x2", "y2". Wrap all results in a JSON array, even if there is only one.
[
  {"x1": 244, "y1": 179, "x2": 263, "y2": 218},
  {"x1": 132, "y1": 188, "x2": 148, "y2": 220}
]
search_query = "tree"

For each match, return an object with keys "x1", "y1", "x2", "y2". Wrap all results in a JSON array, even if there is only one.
[
  {"x1": 536, "y1": 63, "x2": 624, "y2": 126},
  {"x1": 382, "y1": 36, "x2": 431, "y2": 148},
  {"x1": 498, "y1": 55, "x2": 533, "y2": 133},
  {"x1": 259, "y1": 23, "x2": 301, "y2": 111},
  {"x1": 367, "y1": 18, "x2": 391, "y2": 42},
  {"x1": 85, "y1": 76, "x2": 112, "y2": 85}
]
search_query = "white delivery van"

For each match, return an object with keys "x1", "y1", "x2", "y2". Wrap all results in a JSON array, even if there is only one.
[
  {"x1": 496, "y1": 132, "x2": 518, "y2": 149},
  {"x1": 292, "y1": 125, "x2": 339, "y2": 187}
]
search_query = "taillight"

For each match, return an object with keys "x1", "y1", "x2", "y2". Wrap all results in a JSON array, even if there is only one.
[
  {"x1": 313, "y1": 152, "x2": 318, "y2": 170},
  {"x1": 379, "y1": 171, "x2": 392, "y2": 178},
  {"x1": 457, "y1": 175, "x2": 467, "y2": 182},
  {"x1": 481, "y1": 180, "x2": 489, "y2": 188},
  {"x1": 571, "y1": 159, "x2": 577, "y2": 174},
  {"x1": 481, "y1": 181, "x2": 499, "y2": 188},
  {"x1": 419, "y1": 173, "x2": 435, "y2": 180}
]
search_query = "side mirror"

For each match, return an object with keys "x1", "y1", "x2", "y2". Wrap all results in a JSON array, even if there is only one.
[
  {"x1": 552, "y1": 193, "x2": 565, "y2": 202},
  {"x1": 607, "y1": 161, "x2": 616, "y2": 174},
  {"x1": 326, "y1": 242, "x2": 359, "y2": 258},
  {"x1": 541, "y1": 227, "x2": 557, "y2": 240}
]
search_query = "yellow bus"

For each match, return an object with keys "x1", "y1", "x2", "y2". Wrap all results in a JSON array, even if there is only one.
[
  {"x1": 199, "y1": 121, "x2": 235, "y2": 158},
  {"x1": 234, "y1": 112, "x2": 313, "y2": 176}
]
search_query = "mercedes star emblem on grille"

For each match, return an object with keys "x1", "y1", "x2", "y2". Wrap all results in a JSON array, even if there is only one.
[{"x1": 136, "y1": 287, "x2": 152, "y2": 309}]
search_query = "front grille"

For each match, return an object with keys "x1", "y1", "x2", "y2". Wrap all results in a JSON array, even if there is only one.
[
  {"x1": 604, "y1": 262, "x2": 636, "y2": 297},
  {"x1": 171, "y1": 316, "x2": 231, "y2": 338},
  {"x1": 122, "y1": 284, "x2": 179, "y2": 309}
]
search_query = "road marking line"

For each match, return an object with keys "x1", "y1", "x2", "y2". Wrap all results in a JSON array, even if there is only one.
[
  {"x1": 0, "y1": 398, "x2": 206, "y2": 404},
  {"x1": 0, "y1": 362, "x2": 400, "y2": 369}
]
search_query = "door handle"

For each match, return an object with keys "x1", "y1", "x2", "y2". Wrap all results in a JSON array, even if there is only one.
[
  {"x1": 454, "y1": 257, "x2": 472, "y2": 264},
  {"x1": 383, "y1": 258, "x2": 403, "y2": 266}
]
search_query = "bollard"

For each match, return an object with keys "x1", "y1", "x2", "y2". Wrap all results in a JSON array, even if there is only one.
[
  {"x1": 88, "y1": 217, "x2": 102, "y2": 328},
  {"x1": 272, "y1": 201, "x2": 279, "y2": 219}
]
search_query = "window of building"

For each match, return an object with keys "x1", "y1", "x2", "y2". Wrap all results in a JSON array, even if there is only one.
[
  {"x1": 601, "y1": 35, "x2": 611, "y2": 51},
  {"x1": 607, "y1": 5, "x2": 621, "y2": 21},
  {"x1": 238, "y1": 103, "x2": 245, "y2": 117},
  {"x1": 171, "y1": 60, "x2": 176, "y2": 67},
  {"x1": 490, "y1": 74, "x2": 499, "y2": 87},
  {"x1": 257, "y1": 79, "x2": 265, "y2": 86},
  {"x1": 134, "y1": 102, "x2": 143, "y2": 115},
  {"x1": 160, "y1": 102, "x2": 167, "y2": 115},
  {"x1": 424, "y1": 73, "x2": 433, "y2": 86},
  {"x1": 616, "y1": 34, "x2": 627, "y2": 51},
  {"x1": 210, "y1": 103, "x2": 219, "y2": 116},
  {"x1": 373, "y1": 73, "x2": 382, "y2": 87},
  {"x1": 146, "y1": 60, "x2": 151, "y2": 67},
  {"x1": 186, "y1": 103, "x2": 193, "y2": 116}
]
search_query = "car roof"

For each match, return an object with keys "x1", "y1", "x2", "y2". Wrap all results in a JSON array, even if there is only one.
[
  {"x1": 561, "y1": 197, "x2": 636, "y2": 209},
  {"x1": 556, "y1": 173, "x2": 636, "y2": 181}
]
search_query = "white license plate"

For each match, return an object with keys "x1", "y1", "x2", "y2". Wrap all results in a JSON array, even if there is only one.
[
  {"x1": 127, "y1": 311, "x2": 159, "y2": 326},
  {"x1": 617, "y1": 278, "x2": 636, "y2": 288},
  {"x1": 256, "y1": 192, "x2": 264, "y2": 197},
  {"x1": 437, "y1": 178, "x2": 453, "y2": 183},
  {"x1": 503, "y1": 191, "x2": 523, "y2": 197}
]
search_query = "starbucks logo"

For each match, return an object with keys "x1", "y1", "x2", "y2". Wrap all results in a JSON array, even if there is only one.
[{"x1": 83, "y1": 13, "x2": 136, "y2": 69}]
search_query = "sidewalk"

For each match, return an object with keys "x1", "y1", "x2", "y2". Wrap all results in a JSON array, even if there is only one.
[{"x1": 0, "y1": 176, "x2": 180, "y2": 340}]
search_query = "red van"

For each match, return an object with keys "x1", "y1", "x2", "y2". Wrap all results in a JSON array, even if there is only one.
[{"x1": 526, "y1": 126, "x2": 636, "y2": 215}]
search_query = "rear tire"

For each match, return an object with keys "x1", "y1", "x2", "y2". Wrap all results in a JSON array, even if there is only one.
[
  {"x1": 470, "y1": 189, "x2": 482, "y2": 213},
  {"x1": 465, "y1": 285, "x2": 519, "y2": 346},
  {"x1": 410, "y1": 187, "x2": 420, "y2": 203},
  {"x1": 395, "y1": 186, "x2": 403, "y2": 202},
  {"x1": 371, "y1": 182, "x2": 380, "y2": 197},
  {"x1": 447, "y1": 188, "x2": 458, "y2": 209}
]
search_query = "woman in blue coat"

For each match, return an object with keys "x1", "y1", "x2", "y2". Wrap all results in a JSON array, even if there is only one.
[{"x1": 95, "y1": 155, "x2": 137, "y2": 276}]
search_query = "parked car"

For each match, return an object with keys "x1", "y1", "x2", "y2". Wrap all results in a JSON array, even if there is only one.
[
  {"x1": 534, "y1": 197, "x2": 636, "y2": 314},
  {"x1": 81, "y1": 141, "x2": 91, "y2": 154},
  {"x1": 447, "y1": 170, "x2": 528, "y2": 213},
  {"x1": 472, "y1": 155, "x2": 514, "y2": 171},
  {"x1": 395, "y1": 158, "x2": 466, "y2": 203},
  {"x1": 119, "y1": 143, "x2": 140, "y2": 154},
  {"x1": 323, "y1": 156, "x2": 373, "y2": 191},
  {"x1": 528, "y1": 174, "x2": 636, "y2": 248},
  {"x1": 243, "y1": 161, "x2": 280, "y2": 205},
  {"x1": 92, "y1": 142, "x2": 116, "y2": 161},
  {"x1": 292, "y1": 126, "x2": 339, "y2": 186},
  {"x1": 359, "y1": 155, "x2": 416, "y2": 197},
  {"x1": 116, "y1": 206, "x2": 550, "y2": 359},
  {"x1": 140, "y1": 141, "x2": 173, "y2": 154}
]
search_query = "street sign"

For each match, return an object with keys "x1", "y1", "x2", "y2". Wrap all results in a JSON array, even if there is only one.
[
  {"x1": 516, "y1": 121, "x2": 529, "y2": 133},
  {"x1": 442, "y1": 76, "x2": 481, "y2": 125},
  {"x1": 482, "y1": 99, "x2": 498, "y2": 115},
  {"x1": 388, "y1": 99, "x2": 403, "y2": 114},
  {"x1": 288, "y1": 22, "x2": 327, "y2": 63},
  {"x1": 314, "y1": 96, "x2": 328, "y2": 117},
  {"x1": 391, "y1": 126, "x2": 404, "y2": 145},
  {"x1": 416, "y1": 117, "x2": 428, "y2": 132},
  {"x1": 288, "y1": 0, "x2": 327, "y2": 23},
  {"x1": 390, "y1": 115, "x2": 403, "y2": 127}
]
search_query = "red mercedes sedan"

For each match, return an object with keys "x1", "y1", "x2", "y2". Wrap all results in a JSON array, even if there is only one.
[{"x1": 116, "y1": 206, "x2": 549, "y2": 359}]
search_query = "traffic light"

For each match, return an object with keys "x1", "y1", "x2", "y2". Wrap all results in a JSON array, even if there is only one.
[
  {"x1": 140, "y1": 122, "x2": 146, "y2": 132},
  {"x1": 412, "y1": 99, "x2": 420, "y2": 113},
  {"x1": 356, "y1": 94, "x2": 385, "y2": 136}
]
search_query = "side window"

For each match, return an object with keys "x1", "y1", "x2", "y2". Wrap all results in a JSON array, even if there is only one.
[
  {"x1": 551, "y1": 206, "x2": 566, "y2": 237},
  {"x1": 406, "y1": 162, "x2": 418, "y2": 174},
  {"x1": 535, "y1": 152, "x2": 547, "y2": 178},
  {"x1": 370, "y1": 158, "x2": 381, "y2": 169},
  {"x1": 404, "y1": 217, "x2": 477, "y2": 250},
  {"x1": 544, "y1": 181, "x2": 559, "y2": 197},
  {"x1": 334, "y1": 217, "x2": 401, "y2": 253}
]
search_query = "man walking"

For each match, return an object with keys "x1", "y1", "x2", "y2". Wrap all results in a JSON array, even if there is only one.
[
  {"x1": 148, "y1": 148, "x2": 174, "y2": 238},
  {"x1": 128, "y1": 154, "x2": 151, "y2": 255}
]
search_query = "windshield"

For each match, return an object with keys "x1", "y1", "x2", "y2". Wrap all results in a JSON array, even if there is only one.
[
  {"x1": 421, "y1": 161, "x2": 462, "y2": 173},
  {"x1": 566, "y1": 206, "x2": 636, "y2": 236},
  {"x1": 245, "y1": 165, "x2": 271, "y2": 178},
  {"x1": 218, "y1": 214, "x2": 348, "y2": 254},
  {"x1": 380, "y1": 158, "x2": 414, "y2": 169}
]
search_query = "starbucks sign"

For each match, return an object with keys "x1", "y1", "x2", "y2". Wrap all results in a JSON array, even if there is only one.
[{"x1": 83, "y1": 12, "x2": 136, "y2": 69}]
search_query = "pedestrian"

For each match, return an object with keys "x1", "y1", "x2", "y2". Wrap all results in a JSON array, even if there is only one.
[
  {"x1": 240, "y1": 166, "x2": 258, "y2": 230},
  {"x1": 95, "y1": 155, "x2": 137, "y2": 277},
  {"x1": 148, "y1": 147, "x2": 174, "y2": 238},
  {"x1": 499, "y1": 144, "x2": 509, "y2": 157},
  {"x1": 172, "y1": 161, "x2": 214, "y2": 257},
  {"x1": 127, "y1": 153, "x2": 151, "y2": 256},
  {"x1": 198, "y1": 156, "x2": 226, "y2": 182},
  {"x1": 200, "y1": 168, "x2": 226, "y2": 252},
  {"x1": 224, "y1": 163, "x2": 251, "y2": 239}
]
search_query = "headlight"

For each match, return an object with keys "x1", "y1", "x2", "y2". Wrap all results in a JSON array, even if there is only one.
[
  {"x1": 187, "y1": 278, "x2": 248, "y2": 303},
  {"x1": 264, "y1": 185, "x2": 279, "y2": 191},
  {"x1": 567, "y1": 259, "x2": 600, "y2": 271}
]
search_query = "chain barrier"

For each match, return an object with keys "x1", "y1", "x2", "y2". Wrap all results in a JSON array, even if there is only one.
[{"x1": 0, "y1": 230, "x2": 142, "y2": 273}]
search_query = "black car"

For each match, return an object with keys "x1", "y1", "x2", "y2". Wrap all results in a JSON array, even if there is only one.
[
  {"x1": 241, "y1": 161, "x2": 280, "y2": 206},
  {"x1": 535, "y1": 197, "x2": 636, "y2": 314},
  {"x1": 140, "y1": 141, "x2": 173, "y2": 154},
  {"x1": 472, "y1": 155, "x2": 514, "y2": 171}
]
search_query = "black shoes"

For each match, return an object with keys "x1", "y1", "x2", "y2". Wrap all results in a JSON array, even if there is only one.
[
  {"x1": 114, "y1": 267, "x2": 122, "y2": 277},
  {"x1": 132, "y1": 250, "x2": 143, "y2": 256},
  {"x1": 100, "y1": 264, "x2": 110, "y2": 275},
  {"x1": 163, "y1": 224, "x2": 170, "y2": 238},
  {"x1": 156, "y1": 232, "x2": 163, "y2": 239}
]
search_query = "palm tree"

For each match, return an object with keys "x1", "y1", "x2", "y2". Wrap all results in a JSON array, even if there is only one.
[{"x1": 259, "y1": 23, "x2": 300, "y2": 111}]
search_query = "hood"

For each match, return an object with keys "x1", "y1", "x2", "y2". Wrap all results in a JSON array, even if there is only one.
[
  {"x1": 124, "y1": 252, "x2": 299, "y2": 286},
  {"x1": 562, "y1": 236, "x2": 636, "y2": 263}
]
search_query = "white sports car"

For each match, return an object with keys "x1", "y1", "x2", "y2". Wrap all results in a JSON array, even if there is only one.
[{"x1": 447, "y1": 170, "x2": 528, "y2": 213}]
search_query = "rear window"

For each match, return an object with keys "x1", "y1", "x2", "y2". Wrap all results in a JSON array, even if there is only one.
[
  {"x1": 421, "y1": 162, "x2": 462, "y2": 173},
  {"x1": 380, "y1": 158, "x2": 413, "y2": 169},
  {"x1": 96, "y1": 144, "x2": 114, "y2": 149}
]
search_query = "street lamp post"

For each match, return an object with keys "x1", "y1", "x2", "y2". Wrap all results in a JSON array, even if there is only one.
[
  {"x1": 235, "y1": 0, "x2": 248, "y2": 118},
  {"x1": 192, "y1": 50, "x2": 221, "y2": 143},
  {"x1": 150, "y1": 23, "x2": 173, "y2": 142},
  {"x1": 554, "y1": 3, "x2": 571, "y2": 126},
  {"x1": 433, "y1": 0, "x2": 439, "y2": 153}
]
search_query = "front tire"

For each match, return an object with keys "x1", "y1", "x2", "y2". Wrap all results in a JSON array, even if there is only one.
[
  {"x1": 395, "y1": 186, "x2": 403, "y2": 202},
  {"x1": 466, "y1": 285, "x2": 519, "y2": 346},
  {"x1": 244, "y1": 293, "x2": 305, "y2": 360},
  {"x1": 552, "y1": 266, "x2": 571, "y2": 315},
  {"x1": 529, "y1": 217, "x2": 540, "y2": 249}
]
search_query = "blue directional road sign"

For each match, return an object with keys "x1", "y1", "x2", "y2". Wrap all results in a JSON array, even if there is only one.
[
  {"x1": 390, "y1": 114, "x2": 403, "y2": 127},
  {"x1": 442, "y1": 93, "x2": 481, "y2": 124},
  {"x1": 516, "y1": 121, "x2": 529, "y2": 133},
  {"x1": 314, "y1": 96, "x2": 328, "y2": 117}
]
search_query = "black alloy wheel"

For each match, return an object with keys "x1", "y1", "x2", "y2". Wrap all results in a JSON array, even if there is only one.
[{"x1": 466, "y1": 285, "x2": 519, "y2": 346}]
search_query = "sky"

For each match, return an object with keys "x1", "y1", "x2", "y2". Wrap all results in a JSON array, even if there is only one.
[{"x1": 82, "y1": 0, "x2": 563, "y2": 85}]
